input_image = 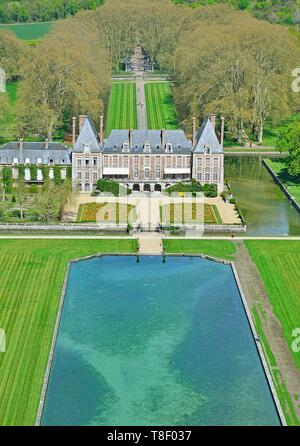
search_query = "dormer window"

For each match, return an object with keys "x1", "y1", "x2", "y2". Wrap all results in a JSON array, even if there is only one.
[
  {"x1": 143, "y1": 142, "x2": 151, "y2": 153},
  {"x1": 205, "y1": 144, "x2": 211, "y2": 154},
  {"x1": 83, "y1": 143, "x2": 91, "y2": 153},
  {"x1": 165, "y1": 143, "x2": 173, "y2": 153},
  {"x1": 122, "y1": 142, "x2": 130, "y2": 152}
]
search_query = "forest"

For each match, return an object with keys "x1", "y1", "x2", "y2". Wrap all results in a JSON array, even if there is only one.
[
  {"x1": 173, "y1": 1, "x2": 300, "y2": 26},
  {"x1": 0, "y1": 0, "x2": 104, "y2": 23},
  {"x1": 0, "y1": 0, "x2": 299, "y2": 146}
]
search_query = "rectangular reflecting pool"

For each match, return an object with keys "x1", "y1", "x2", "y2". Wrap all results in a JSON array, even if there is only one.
[{"x1": 41, "y1": 256, "x2": 281, "y2": 426}]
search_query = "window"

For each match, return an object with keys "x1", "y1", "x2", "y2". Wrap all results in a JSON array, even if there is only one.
[
  {"x1": 156, "y1": 169, "x2": 161, "y2": 179},
  {"x1": 77, "y1": 172, "x2": 82, "y2": 180},
  {"x1": 37, "y1": 158, "x2": 42, "y2": 164},
  {"x1": 0, "y1": 158, "x2": 6, "y2": 163},
  {"x1": 165, "y1": 143, "x2": 173, "y2": 153},
  {"x1": 205, "y1": 173, "x2": 210, "y2": 182},
  {"x1": 197, "y1": 158, "x2": 202, "y2": 168},
  {"x1": 144, "y1": 168, "x2": 150, "y2": 180},
  {"x1": 166, "y1": 156, "x2": 171, "y2": 167},
  {"x1": 214, "y1": 158, "x2": 218, "y2": 167},
  {"x1": 85, "y1": 172, "x2": 90, "y2": 180},
  {"x1": 83, "y1": 143, "x2": 91, "y2": 153},
  {"x1": 124, "y1": 156, "x2": 128, "y2": 167},
  {"x1": 205, "y1": 157, "x2": 210, "y2": 167},
  {"x1": 25, "y1": 157, "x2": 30, "y2": 164},
  {"x1": 177, "y1": 156, "x2": 182, "y2": 167},
  {"x1": 205, "y1": 145, "x2": 211, "y2": 154},
  {"x1": 85, "y1": 158, "x2": 90, "y2": 166},
  {"x1": 93, "y1": 172, "x2": 98, "y2": 180},
  {"x1": 123, "y1": 142, "x2": 129, "y2": 152},
  {"x1": 186, "y1": 156, "x2": 191, "y2": 166},
  {"x1": 134, "y1": 156, "x2": 138, "y2": 166},
  {"x1": 155, "y1": 156, "x2": 160, "y2": 165},
  {"x1": 197, "y1": 172, "x2": 202, "y2": 182},
  {"x1": 77, "y1": 158, "x2": 82, "y2": 167},
  {"x1": 103, "y1": 156, "x2": 108, "y2": 165},
  {"x1": 13, "y1": 157, "x2": 19, "y2": 164},
  {"x1": 144, "y1": 142, "x2": 151, "y2": 153},
  {"x1": 134, "y1": 169, "x2": 139, "y2": 179},
  {"x1": 145, "y1": 156, "x2": 150, "y2": 166},
  {"x1": 213, "y1": 172, "x2": 218, "y2": 181},
  {"x1": 113, "y1": 156, "x2": 117, "y2": 167},
  {"x1": 49, "y1": 159, "x2": 54, "y2": 165},
  {"x1": 93, "y1": 157, "x2": 97, "y2": 166}
]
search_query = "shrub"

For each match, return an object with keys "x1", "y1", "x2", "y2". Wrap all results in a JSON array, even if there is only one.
[{"x1": 96, "y1": 179, "x2": 131, "y2": 196}]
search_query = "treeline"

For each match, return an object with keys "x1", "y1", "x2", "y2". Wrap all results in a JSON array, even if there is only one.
[
  {"x1": 0, "y1": 17, "x2": 110, "y2": 140},
  {"x1": 0, "y1": 0, "x2": 104, "y2": 24},
  {"x1": 0, "y1": 0, "x2": 299, "y2": 145},
  {"x1": 88, "y1": 0, "x2": 300, "y2": 144},
  {"x1": 173, "y1": 1, "x2": 300, "y2": 26}
]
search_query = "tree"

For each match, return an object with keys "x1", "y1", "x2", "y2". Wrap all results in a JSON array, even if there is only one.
[
  {"x1": 0, "y1": 30, "x2": 26, "y2": 80},
  {"x1": 15, "y1": 175, "x2": 28, "y2": 220},
  {"x1": 277, "y1": 123, "x2": 300, "y2": 176},
  {"x1": 16, "y1": 19, "x2": 110, "y2": 139}
]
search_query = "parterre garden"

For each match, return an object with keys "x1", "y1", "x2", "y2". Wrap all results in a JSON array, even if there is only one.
[
  {"x1": 0, "y1": 239, "x2": 137, "y2": 426},
  {"x1": 145, "y1": 82, "x2": 178, "y2": 130},
  {"x1": 161, "y1": 203, "x2": 222, "y2": 225},
  {"x1": 105, "y1": 82, "x2": 137, "y2": 136},
  {"x1": 77, "y1": 202, "x2": 136, "y2": 224}
]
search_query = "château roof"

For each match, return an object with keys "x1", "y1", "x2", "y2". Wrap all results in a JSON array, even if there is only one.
[
  {"x1": 193, "y1": 117, "x2": 223, "y2": 154},
  {"x1": 73, "y1": 116, "x2": 102, "y2": 153},
  {"x1": 103, "y1": 130, "x2": 192, "y2": 154},
  {"x1": 0, "y1": 142, "x2": 71, "y2": 164}
]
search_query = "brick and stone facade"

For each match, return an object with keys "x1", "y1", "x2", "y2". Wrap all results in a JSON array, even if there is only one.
[{"x1": 72, "y1": 115, "x2": 224, "y2": 193}]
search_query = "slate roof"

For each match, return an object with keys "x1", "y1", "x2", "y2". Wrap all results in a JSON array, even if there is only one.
[
  {"x1": 73, "y1": 116, "x2": 101, "y2": 153},
  {"x1": 103, "y1": 130, "x2": 192, "y2": 154},
  {"x1": 193, "y1": 117, "x2": 223, "y2": 154},
  {"x1": 0, "y1": 142, "x2": 71, "y2": 164}
]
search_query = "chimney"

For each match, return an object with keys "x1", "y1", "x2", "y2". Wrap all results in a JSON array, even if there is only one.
[
  {"x1": 161, "y1": 129, "x2": 165, "y2": 149},
  {"x1": 72, "y1": 116, "x2": 76, "y2": 146},
  {"x1": 79, "y1": 115, "x2": 88, "y2": 132},
  {"x1": 221, "y1": 116, "x2": 225, "y2": 147},
  {"x1": 45, "y1": 138, "x2": 49, "y2": 149},
  {"x1": 100, "y1": 115, "x2": 104, "y2": 145},
  {"x1": 129, "y1": 129, "x2": 133, "y2": 148},
  {"x1": 19, "y1": 138, "x2": 23, "y2": 150},
  {"x1": 210, "y1": 114, "x2": 216, "y2": 132},
  {"x1": 192, "y1": 117, "x2": 197, "y2": 148}
]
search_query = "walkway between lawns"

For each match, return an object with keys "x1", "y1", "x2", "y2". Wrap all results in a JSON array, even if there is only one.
[{"x1": 136, "y1": 78, "x2": 148, "y2": 130}]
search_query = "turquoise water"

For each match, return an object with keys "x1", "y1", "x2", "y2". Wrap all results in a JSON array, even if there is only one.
[{"x1": 41, "y1": 256, "x2": 281, "y2": 426}]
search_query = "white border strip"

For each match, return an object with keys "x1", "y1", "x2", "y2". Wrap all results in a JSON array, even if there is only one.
[{"x1": 231, "y1": 262, "x2": 287, "y2": 426}]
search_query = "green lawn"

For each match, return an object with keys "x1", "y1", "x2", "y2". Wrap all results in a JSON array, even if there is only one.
[
  {"x1": 245, "y1": 240, "x2": 300, "y2": 425},
  {"x1": 0, "y1": 22, "x2": 54, "y2": 40},
  {"x1": 264, "y1": 159, "x2": 300, "y2": 205},
  {"x1": 224, "y1": 113, "x2": 300, "y2": 148},
  {"x1": 163, "y1": 239, "x2": 236, "y2": 260},
  {"x1": 245, "y1": 241, "x2": 300, "y2": 372},
  {"x1": 105, "y1": 82, "x2": 137, "y2": 136},
  {"x1": 0, "y1": 238, "x2": 137, "y2": 426},
  {"x1": 145, "y1": 82, "x2": 178, "y2": 130}
]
